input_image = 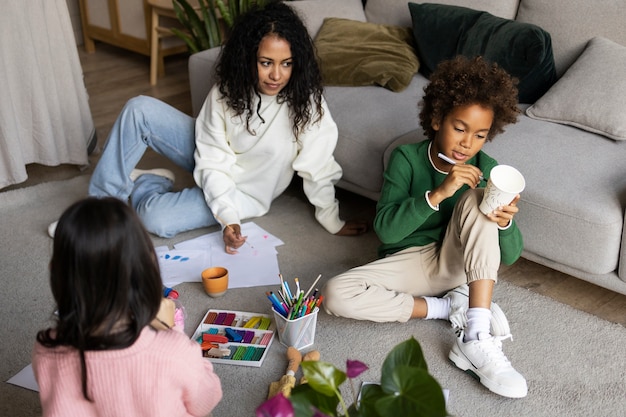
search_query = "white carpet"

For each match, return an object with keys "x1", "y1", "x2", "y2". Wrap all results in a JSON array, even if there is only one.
[{"x1": 1, "y1": 176, "x2": 625, "y2": 417}]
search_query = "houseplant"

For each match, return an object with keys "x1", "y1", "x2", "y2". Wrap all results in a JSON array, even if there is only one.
[
  {"x1": 171, "y1": 0, "x2": 275, "y2": 53},
  {"x1": 256, "y1": 337, "x2": 448, "y2": 417}
]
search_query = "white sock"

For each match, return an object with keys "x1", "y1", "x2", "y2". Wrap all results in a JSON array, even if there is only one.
[
  {"x1": 465, "y1": 307, "x2": 492, "y2": 341},
  {"x1": 424, "y1": 297, "x2": 450, "y2": 320}
]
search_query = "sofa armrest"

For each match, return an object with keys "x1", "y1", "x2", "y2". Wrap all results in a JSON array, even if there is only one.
[{"x1": 188, "y1": 46, "x2": 222, "y2": 117}]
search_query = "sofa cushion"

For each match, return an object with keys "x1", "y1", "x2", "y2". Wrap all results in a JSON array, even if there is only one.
[
  {"x1": 288, "y1": 0, "x2": 366, "y2": 38},
  {"x1": 526, "y1": 37, "x2": 626, "y2": 141},
  {"x1": 515, "y1": 0, "x2": 626, "y2": 76},
  {"x1": 364, "y1": 0, "x2": 519, "y2": 27},
  {"x1": 324, "y1": 75, "x2": 430, "y2": 199},
  {"x1": 408, "y1": 2, "x2": 557, "y2": 103},
  {"x1": 314, "y1": 18, "x2": 419, "y2": 92},
  {"x1": 483, "y1": 109, "x2": 626, "y2": 276}
]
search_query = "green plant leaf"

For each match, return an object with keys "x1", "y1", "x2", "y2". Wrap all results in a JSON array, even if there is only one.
[
  {"x1": 301, "y1": 361, "x2": 347, "y2": 398},
  {"x1": 380, "y1": 337, "x2": 428, "y2": 389},
  {"x1": 289, "y1": 384, "x2": 338, "y2": 417},
  {"x1": 171, "y1": 0, "x2": 223, "y2": 51},
  {"x1": 375, "y1": 366, "x2": 447, "y2": 417},
  {"x1": 202, "y1": 0, "x2": 222, "y2": 48},
  {"x1": 357, "y1": 383, "x2": 385, "y2": 417},
  {"x1": 169, "y1": 28, "x2": 199, "y2": 54},
  {"x1": 172, "y1": 0, "x2": 191, "y2": 29},
  {"x1": 181, "y1": 0, "x2": 209, "y2": 47},
  {"x1": 217, "y1": 0, "x2": 233, "y2": 28},
  {"x1": 171, "y1": 0, "x2": 275, "y2": 52}
]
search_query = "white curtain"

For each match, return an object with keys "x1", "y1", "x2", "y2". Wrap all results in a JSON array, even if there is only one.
[{"x1": 0, "y1": 0, "x2": 94, "y2": 188}]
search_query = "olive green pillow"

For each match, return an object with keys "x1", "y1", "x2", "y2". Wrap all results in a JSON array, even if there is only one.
[
  {"x1": 408, "y1": 2, "x2": 557, "y2": 103},
  {"x1": 314, "y1": 18, "x2": 420, "y2": 92}
]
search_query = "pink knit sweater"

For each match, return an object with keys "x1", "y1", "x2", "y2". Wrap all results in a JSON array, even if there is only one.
[{"x1": 33, "y1": 326, "x2": 222, "y2": 417}]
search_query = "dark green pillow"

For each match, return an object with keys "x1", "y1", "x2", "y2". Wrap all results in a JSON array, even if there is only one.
[
  {"x1": 408, "y1": 3, "x2": 557, "y2": 103},
  {"x1": 314, "y1": 17, "x2": 420, "y2": 92}
]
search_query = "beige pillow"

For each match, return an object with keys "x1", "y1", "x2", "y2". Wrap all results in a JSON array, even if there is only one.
[
  {"x1": 526, "y1": 37, "x2": 626, "y2": 141},
  {"x1": 314, "y1": 18, "x2": 420, "y2": 92}
]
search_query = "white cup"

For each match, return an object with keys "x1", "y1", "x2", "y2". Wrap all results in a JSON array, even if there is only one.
[{"x1": 479, "y1": 165, "x2": 525, "y2": 215}]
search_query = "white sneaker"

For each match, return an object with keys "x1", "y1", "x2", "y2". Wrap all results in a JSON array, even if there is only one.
[
  {"x1": 48, "y1": 221, "x2": 58, "y2": 238},
  {"x1": 449, "y1": 331, "x2": 527, "y2": 398},
  {"x1": 444, "y1": 284, "x2": 510, "y2": 337},
  {"x1": 129, "y1": 168, "x2": 175, "y2": 183}
]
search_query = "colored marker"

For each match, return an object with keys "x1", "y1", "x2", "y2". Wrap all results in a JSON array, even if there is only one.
[
  {"x1": 292, "y1": 291, "x2": 304, "y2": 318},
  {"x1": 266, "y1": 292, "x2": 288, "y2": 316},
  {"x1": 315, "y1": 295, "x2": 324, "y2": 308},
  {"x1": 276, "y1": 288, "x2": 291, "y2": 307},
  {"x1": 437, "y1": 152, "x2": 484, "y2": 181}
]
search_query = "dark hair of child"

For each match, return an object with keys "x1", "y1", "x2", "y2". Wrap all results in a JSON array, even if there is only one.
[
  {"x1": 36, "y1": 197, "x2": 163, "y2": 401},
  {"x1": 420, "y1": 55, "x2": 520, "y2": 141},
  {"x1": 215, "y1": 1, "x2": 324, "y2": 139}
]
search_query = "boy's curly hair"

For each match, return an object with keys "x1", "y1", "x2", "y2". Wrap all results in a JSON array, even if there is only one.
[
  {"x1": 419, "y1": 56, "x2": 520, "y2": 141},
  {"x1": 215, "y1": 1, "x2": 323, "y2": 140}
]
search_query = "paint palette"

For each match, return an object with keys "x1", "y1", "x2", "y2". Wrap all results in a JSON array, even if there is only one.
[{"x1": 191, "y1": 309, "x2": 275, "y2": 367}]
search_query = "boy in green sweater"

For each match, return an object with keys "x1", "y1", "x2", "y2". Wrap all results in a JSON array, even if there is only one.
[{"x1": 323, "y1": 56, "x2": 527, "y2": 398}]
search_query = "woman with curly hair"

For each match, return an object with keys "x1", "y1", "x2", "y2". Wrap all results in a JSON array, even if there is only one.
[
  {"x1": 323, "y1": 56, "x2": 528, "y2": 399},
  {"x1": 54, "y1": 1, "x2": 367, "y2": 251}
]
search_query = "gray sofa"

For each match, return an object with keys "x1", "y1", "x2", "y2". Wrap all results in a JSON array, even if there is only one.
[{"x1": 188, "y1": 0, "x2": 626, "y2": 296}]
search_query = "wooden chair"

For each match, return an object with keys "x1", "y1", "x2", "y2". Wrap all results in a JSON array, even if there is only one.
[
  {"x1": 146, "y1": 0, "x2": 199, "y2": 85},
  {"x1": 79, "y1": 0, "x2": 195, "y2": 85}
]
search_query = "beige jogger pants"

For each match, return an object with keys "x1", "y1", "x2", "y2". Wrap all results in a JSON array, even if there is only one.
[{"x1": 323, "y1": 189, "x2": 500, "y2": 322}]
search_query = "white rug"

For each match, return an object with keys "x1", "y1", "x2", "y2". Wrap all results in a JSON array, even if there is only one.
[{"x1": 1, "y1": 176, "x2": 625, "y2": 417}]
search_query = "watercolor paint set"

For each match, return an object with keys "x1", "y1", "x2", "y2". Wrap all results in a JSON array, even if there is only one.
[{"x1": 191, "y1": 309, "x2": 276, "y2": 367}]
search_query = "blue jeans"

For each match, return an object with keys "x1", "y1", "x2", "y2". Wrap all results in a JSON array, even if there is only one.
[{"x1": 89, "y1": 96, "x2": 217, "y2": 237}]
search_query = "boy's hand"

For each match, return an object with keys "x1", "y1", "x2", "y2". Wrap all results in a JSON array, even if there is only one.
[
  {"x1": 223, "y1": 223, "x2": 247, "y2": 254},
  {"x1": 486, "y1": 194, "x2": 520, "y2": 228},
  {"x1": 430, "y1": 164, "x2": 483, "y2": 206}
]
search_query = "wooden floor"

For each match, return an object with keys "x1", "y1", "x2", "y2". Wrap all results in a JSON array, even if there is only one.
[{"x1": 4, "y1": 43, "x2": 626, "y2": 326}]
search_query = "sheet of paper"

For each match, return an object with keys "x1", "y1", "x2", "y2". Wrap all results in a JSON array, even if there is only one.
[
  {"x1": 239, "y1": 222, "x2": 284, "y2": 248},
  {"x1": 7, "y1": 364, "x2": 39, "y2": 392},
  {"x1": 156, "y1": 247, "x2": 210, "y2": 288},
  {"x1": 166, "y1": 222, "x2": 283, "y2": 288},
  {"x1": 210, "y1": 245, "x2": 281, "y2": 288}
]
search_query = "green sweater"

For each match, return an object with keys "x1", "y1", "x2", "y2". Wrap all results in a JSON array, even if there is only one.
[{"x1": 374, "y1": 140, "x2": 523, "y2": 265}]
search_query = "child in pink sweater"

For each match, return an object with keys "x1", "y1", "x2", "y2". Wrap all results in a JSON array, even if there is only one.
[{"x1": 33, "y1": 197, "x2": 222, "y2": 416}]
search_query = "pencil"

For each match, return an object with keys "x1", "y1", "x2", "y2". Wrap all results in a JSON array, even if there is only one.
[{"x1": 303, "y1": 274, "x2": 322, "y2": 299}]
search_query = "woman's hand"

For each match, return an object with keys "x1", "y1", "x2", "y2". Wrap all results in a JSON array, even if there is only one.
[
  {"x1": 223, "y1": 223, "x2": 247, "y2": 254},
  {"x1": 486, "y1": 194, "x2": 520, "y2": 228},
  {"x1": 335, "y1": 220, "x2": 369, "y2": 236}
]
